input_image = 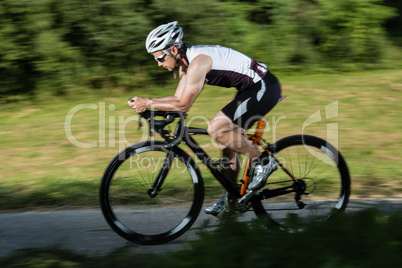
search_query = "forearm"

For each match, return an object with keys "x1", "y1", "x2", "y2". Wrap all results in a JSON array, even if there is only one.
[
  {"x1": 129, "y1": 61, "x2": 206, "y2": 114},
  {"x1": 149, "y1": 96, "x2": 179, "y2": 102},
  {"x1": 145, "y1": 70, "x2": 188, "y2": 111},
  {"x1": 146, "y1": 97, "x2": 188, "y2": 112}
]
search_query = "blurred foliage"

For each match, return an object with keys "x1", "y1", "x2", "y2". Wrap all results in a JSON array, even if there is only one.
[
  {"x1": 384, "y1": 0, "x2": 402, "y2": 46},
  {"x1": 0, "y1": 0, "x2": 399, "y2": 100},
  {"x1": 1, "y1": 209, "x2": 402, "y2": 267}
]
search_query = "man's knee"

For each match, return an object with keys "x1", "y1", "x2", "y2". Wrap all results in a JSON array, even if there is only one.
[
  {"x1": 206, "y1": 122, "x2": 217, "y2": 137},
  {"x1": 207, "y1": 114, "x2": 231, "y2": 138},
  {"x1": 208, "y1": 128, "x2": 227, "y2": 143}
]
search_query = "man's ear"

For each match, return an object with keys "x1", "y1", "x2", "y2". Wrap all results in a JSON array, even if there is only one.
[{"x1": 171, "y1": 46, "x2": 179, "y2": 56}]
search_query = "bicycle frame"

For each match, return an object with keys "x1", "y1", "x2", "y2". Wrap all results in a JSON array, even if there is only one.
[
  {"x1": 164, "y1": 118, "x2": 299, "y2": 199},
  {"x1": 180, "y1": 126, "x2": 241, "y2": 198},
  {"x1": 101, "y1": 107, "x2": 350, "y2": 245},
  {"x1": 139, "y1": 109, "x2": 302, "y2": 203}
]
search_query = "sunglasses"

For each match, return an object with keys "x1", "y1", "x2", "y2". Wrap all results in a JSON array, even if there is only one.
[{"x1": 154, "y1": 52, "x2": 168, "y2": 63}]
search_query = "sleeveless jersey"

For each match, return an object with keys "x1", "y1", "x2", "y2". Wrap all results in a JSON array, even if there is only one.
[{"x1": 185, "y1": 45, "x2": 268, "y2": 92}]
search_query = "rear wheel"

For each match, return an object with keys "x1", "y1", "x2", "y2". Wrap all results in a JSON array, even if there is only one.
[
  {"x1": 252, "y1": 135, "x2": 350, "y2": 229},
  {"x1": 100, "y1": 141, "x2": 204, "y2": 245}
]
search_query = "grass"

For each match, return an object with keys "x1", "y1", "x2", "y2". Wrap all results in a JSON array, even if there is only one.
[{"x1": 0, "y1": 69, "x2": 401, "y2": 210}]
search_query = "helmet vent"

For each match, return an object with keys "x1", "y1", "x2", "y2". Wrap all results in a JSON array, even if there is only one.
[{"x1": 145, "y1": 21, "x2": 183, "y2": 53}]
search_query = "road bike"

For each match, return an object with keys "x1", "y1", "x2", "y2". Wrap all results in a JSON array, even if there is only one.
[{"x1": 100, "y1": 108, "x2": 350, "y2": 245}]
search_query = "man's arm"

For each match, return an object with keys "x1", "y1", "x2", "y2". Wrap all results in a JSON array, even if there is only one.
[
  {"x1": 145, "y1": 66, "x2": 188, "y2": 102},
  {"x1": 129, "y1": 55, "x2": 212, "y2": 113}
]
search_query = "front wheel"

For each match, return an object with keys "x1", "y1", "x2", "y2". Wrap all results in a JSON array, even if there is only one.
[
  {"x1": 99, "y1": 141, "x2": 204, "y2": 245},
  {"x1": 252, "y1": 135, "x2": 350, "y2": 229}
]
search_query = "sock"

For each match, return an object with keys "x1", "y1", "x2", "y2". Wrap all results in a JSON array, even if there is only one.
[{"x1": 253, "y1": 151, "x2": 270, "y2": 166}]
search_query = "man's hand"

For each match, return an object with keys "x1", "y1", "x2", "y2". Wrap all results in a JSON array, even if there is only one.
[{"x1": 127, "y1": 96, "x2": 149, "y2": 113}]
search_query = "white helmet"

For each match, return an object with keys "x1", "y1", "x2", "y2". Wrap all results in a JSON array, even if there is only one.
[{"x1": 145, "y1": 21, "x2": 184, "y2": 53}]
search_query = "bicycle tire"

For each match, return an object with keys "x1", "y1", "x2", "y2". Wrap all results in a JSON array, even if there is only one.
[
  {"x1": 99, "y1": 141, "x2": 204, "y2": 245},
  {"x1": 252, "y1": 134, "x2": 350, "y2": 229}
]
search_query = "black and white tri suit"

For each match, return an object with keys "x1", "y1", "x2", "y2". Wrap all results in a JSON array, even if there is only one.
[{"x1": 185, "y1": 45, "x2": 281, "y2": 130}]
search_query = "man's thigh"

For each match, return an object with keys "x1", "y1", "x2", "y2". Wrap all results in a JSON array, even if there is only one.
[{"x1": 208, "y1": 111, "x2": 246, "y2": 135}]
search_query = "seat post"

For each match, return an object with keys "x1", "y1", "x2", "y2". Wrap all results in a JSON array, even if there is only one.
[{"x1": 254, "y1": 118, "x2": 266, "y2": 140}]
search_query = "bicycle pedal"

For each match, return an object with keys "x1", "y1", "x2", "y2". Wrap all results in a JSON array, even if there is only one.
[{"x1": 238, "y1": 189, "x2": 258, "y2": 205}]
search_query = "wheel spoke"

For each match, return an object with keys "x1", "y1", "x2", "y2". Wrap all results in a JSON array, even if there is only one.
[{"x1": 252, "y1": 135, "x2": 350, "y2": 229}]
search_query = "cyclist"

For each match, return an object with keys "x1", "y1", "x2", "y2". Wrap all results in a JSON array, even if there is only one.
[{"x1": 128, "y1": 21, "x2": 281, "y2": 216}]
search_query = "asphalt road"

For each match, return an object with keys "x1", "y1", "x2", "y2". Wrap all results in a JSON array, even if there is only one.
[{"x1": 1, "y1": 198, "x2": 402, "y2": 257}]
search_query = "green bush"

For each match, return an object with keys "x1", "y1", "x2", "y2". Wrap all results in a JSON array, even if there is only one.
[
  {"x1": 315, "y1": 0, "x2": 395, "y2": 66},
  {"x1": 0, "y1": 0, "x2": 398, "y2": 100}
]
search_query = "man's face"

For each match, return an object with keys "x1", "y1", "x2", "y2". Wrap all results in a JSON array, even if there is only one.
[{"x1": 153, "y1": 49, "x2": 176, "y2": 71}]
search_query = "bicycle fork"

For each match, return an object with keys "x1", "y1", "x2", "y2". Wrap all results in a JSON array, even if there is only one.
[{"x1": 147, "y1": 150, "x2": 174, "y2": 197}]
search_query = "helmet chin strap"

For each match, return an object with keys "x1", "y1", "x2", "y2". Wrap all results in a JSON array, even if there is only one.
[
  {"x1": 164, "y1": 48, "x2": 181, "y2": 79},
  {"x1": 173, "y1": 53, "x2": 181, "y2": 79},
  {"x1": 170, "y1": 52, "x2": 181, "y2": 79}
]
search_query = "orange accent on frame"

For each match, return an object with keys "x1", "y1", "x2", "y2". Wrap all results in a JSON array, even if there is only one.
[
  {"x1": 240, "y1": 119, "x2": 267, "y2": 195},
  {"x1": 255, "y1": 118, "x2": 266, "y2": 138},
  {"x1": 240, "y1": 159, "x2": 252, "y2": 195}
]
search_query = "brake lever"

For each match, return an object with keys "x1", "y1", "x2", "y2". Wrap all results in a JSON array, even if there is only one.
[
  {"x1": 138, "y1": 117, "x2": 143, "y2": 129},
  {"x1": 137, "y1": 114, "x2": 153, "y2": 137},
  {"x1": 136, "y1": 108, "x2": 154, "y2": 139},
  {"x1": 137, "y1": 112, "x2": 154, "y2": 138},
  {"x1": 129, "y1": 98, "x2": 144, "y2": 128}
]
